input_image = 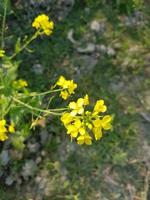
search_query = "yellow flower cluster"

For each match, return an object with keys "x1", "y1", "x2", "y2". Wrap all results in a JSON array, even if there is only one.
[
  {"x1": 0, "y1": 49, "x2": 5, "y2": 58},
  {"x1": 61, "y1": 95, "x2": 112, "y2": 145},
  {"x1": 0, "y1": 120, "x2": 15, "y2": 141},
  {"x1": 56, "y1": 76, "x2": 77, "y2": 100},
  {"x1": 32, "y1": 14, "x2": 54, "y2": 36},
  {"x1": 13, "y1": 79, "x2": 28, "y2": 89}
]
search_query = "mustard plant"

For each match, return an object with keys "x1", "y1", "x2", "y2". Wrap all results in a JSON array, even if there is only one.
[{"x1": 0, "y1": 4, "x2": 112, "y2": 148}]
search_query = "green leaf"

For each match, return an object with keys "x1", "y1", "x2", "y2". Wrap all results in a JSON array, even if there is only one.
[
  {"x1": 25, "y1": 47, "x2": 34, "y2": 53},
  {"x1": 0, "y1": 0, "x2": 11, "y2": 15},
  {"x1": 15, "y1": 37, "x2": 21, "y2": 53},
  {"x1": 11, "y1": 134, "x2": 25, "y2": 150}
]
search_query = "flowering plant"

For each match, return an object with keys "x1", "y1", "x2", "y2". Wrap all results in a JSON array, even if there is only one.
[{"x1": 0, "y1": 10, "x2": 112, "y2": 148}]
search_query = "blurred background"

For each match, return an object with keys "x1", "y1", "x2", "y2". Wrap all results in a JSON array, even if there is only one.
[{"x1": 0, "y1": 0, "x2": 150, "y2": 199}]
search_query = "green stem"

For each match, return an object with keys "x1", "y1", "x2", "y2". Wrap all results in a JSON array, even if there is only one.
[
  {"x1": 10, "y1": 32, "x2": 39, "y2": 59},
  {"x1": 16, "y1": 89, "x2": 63, "y2": 98},
  {"x1": 28, "y1": 88, "x2": 63, "y2": 97},
  {"x1": 1, "y1": 0, "x2": 8, "y2": 48},
  {"x1": 12, "y1": 96, "x2": 63, "y2": 116}
]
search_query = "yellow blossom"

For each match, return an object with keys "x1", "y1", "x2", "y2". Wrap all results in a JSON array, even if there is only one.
[
  {"x1": 60, "y1": 90, "x2": 69, "y2": 100},
  {"x1": 93, "y1": 99, "x2": 107, "y2": 114},
  {"x1": 67, "y1": 80, "x2": 78, "y2": 94},
  {"x1": 56, "y1": 76, "x2": 66, "y2": 87},
  {"x1": 8, "y1": 123, "x2": 15, "y2": 133},
  {"x1": 93, "y1": 115, "x2": 112, "y2": 130},
  {"x1": 69, "y1": 98, "x2": 84, "y2": 116},
  {"x1": 32, "y1": 14, "x2": 54, "y2": 36},
  {"x1": 92, "y1": 115, "x2": 112, "y2": 140},
  {"x1": 0, "y1": 132, "x2": 8, "y2": 141},
  {"x1": 56, "y1": 76, "x2": 77, "y2": 100},
  {"x1": 77, "y1": 134, "x2": 92, "y2": 145},
  {"x1": 61, "y1": 95, "x2": 112, "y2": 145},
  {"x1": 92, "y1": 127, "x2": 102, "y2": 140},
  {"x1": 101, "y1": 115, "x2": 112, "y2": 130},
  {"x1": 0, "y1": 119, "x2": 6, "y2": 126},
  {"x1": 13, "y1": 79, "x2": 28, "y2": 89},
  {"x1": 0, "y1": 50, "x2": 5, "y2": 57},
  {"x1": 0, "y1": 119, "x2": 8, "y2": 141},
  {"x1": 61, "y1": 112, "x2": 73, "y2": 126},
  {"x1": 66, "y1": 119, "x2": 85, "y2": 138},
  {"x1": 83, "y1": 94, "x2": 89, "y2": 105}
]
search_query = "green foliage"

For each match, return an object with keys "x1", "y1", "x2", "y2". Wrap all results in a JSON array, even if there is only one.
[
  {"x1": 81, "y1": 0, "x2": 144, "y2": 12},
  {"x1": 0, "y1": 0, "x2": 11, "y2": 15},
  {"x1": 0, "y1": 1, "x2": 150, "y2": 199},
  {"x1": 112, "y1": 0, "x2": 144, "y2": 13}
]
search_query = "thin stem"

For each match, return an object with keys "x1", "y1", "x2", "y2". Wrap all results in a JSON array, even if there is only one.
[
  {"x1": 16, "y1": 89, "x2": 63, "y2": 98},
  {"x1": 29, "y1": 88, "x2": 63, "y2": 97},
  {"x1": 1, "y1": 0, "x2": 8, "y2": 48},
  {"x1": 12, "y1": 96, "x2": 63, "y2": 116},
  {"x1": 10, "y1": 32, "x2": 39, "y2": 59},
  {"x1": 50, "y1": 108, "x2": 68, "y2": 111}
]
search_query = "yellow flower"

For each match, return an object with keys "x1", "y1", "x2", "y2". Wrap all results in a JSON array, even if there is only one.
[
  {"x1": 56, "y1": 76, "x2": 66, "y2": 87},
  {"x1": 60, "y1": 90, "x2": 69, "y2": 100},
  {"x1": 56, "y1": 76, "x2": 77, "y2": 100},
  {"x1": 32, "y1": 14, "x2": 54, "y2": 36},
  {"x1": 18, "y1": 79, "x2": 28, "y2": 87},
  {"x1": 93, "y1": 115, "x2": 112, "y2": 130},
  {"x1": 92, "y1": 119, "x2": 102, "y2": 140},
  {"x1": 101, "y1": 115, "x2": 112, "y2": 130},
  {"x1": 0, "y1": 119, "x2": 6, "y2": 126},
  {"x1": 77, "y1": 134, "x2": 92, "y2": 145},
  {"x1": 92, "y1": 115, "x2": 112, "y2": 140},
  {"x1": 61, "y1": 95, "x2": 112, "y2": 145},
  {"x1": 0, "y1": 49, "x2": 5, "y2": 57},
  {"x1": 83, "y1": 94, "x2": 89, "y2": 105},
  {"x1": 13, "y1": 79, "x2": 28, "y2": 89},
  {"x1": 0, "y1": 132, "x2": 8, "y2": 141},
  {"x1": 93, "y1": 99, "x2": 107, "y2": 114},
  {"x1": 66, "y1": 119, "x2": 85, "y2": 138},
  {"x1": 0, "y1": 119, "x2": 8, "y2": 141},
  {"x1": 67, "y1": 80, "x2": 78, "y2": 94},
  {"x1": 61, "y1": 112, "x2": 73, "y2": 126},
  {"x1": 92, "y1": 127, "x2": 102, "y2": 140},
  {"x1": 69, "y1": 98, "x2": 84, "y2": 116},
  {"x1": 8, "y1": 123, "x2": 15, "y2": 133}
]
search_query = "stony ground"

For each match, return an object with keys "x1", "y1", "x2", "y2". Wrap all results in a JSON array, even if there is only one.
[{"x1": 0, "y1": 1, "x2": 150, "y2": 199}]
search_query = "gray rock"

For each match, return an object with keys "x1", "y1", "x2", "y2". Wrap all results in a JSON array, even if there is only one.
[
  {"x1": 27, "y1": 142, "x2": 40, "y2": 153},
  {"x1": 110, "y1": 81, "x2": 125, "y2": 93},
  {"x1": 96, "y1": 44, "x2": 107, "y2": 53},
  {"x1": 77, "y1": 43, "x2": 96, "y2": 53},
  {"x1": 32, "y1": 64, "x2": 44, "y2": 75},
  {"x1": 0, "y1": 150, "x2": 10, "y2": 166},
  {"x1": 36, "y1": 156, "x2": 42, "y2": 164},
  {"x1": 5, "y1": 176, "x2": 15, "y2": 186},
  {"x1": 40, "y1": 129, "x2": 49, "y2": 145},
  {"x1": 10, "y1": 149, "x2": 23, "y2": 160},
  {"x1": 107, "y1": 47, "x2": 116, "y2": 56},
  {"x1": 90, "y1": 20, "x2": 106, "y2": 34},
  {"x1": 41, "y1": 150, "x2": 46, "y2": 157},
  {"x1": 90, "y1": 20, "x2": 101, "y2": 32},
  {"x1": 84, "y1": 7, "x2": 90, "y2": 14},
  {"x1": 21, "y1": 160, "x2": 37, "y2": 179},
  {"x1": 67, "y1": 29, "x2": 79, "y2": 44}
]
